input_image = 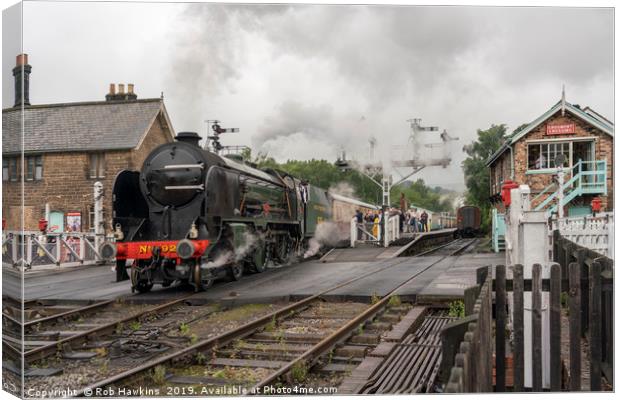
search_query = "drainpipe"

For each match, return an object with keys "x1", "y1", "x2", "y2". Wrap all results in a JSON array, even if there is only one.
[{"x1": 509, "y1": 145, "x2": 515, "y2": 180}]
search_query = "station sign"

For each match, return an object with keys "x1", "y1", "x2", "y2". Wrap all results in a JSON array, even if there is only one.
[{"x1": 546, "y1": 123, "x2": 575, "y2": 135}]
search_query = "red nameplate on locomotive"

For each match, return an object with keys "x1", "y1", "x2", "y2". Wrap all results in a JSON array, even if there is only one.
[{"x1": 116, "y1": 240, "x2": 210, "y2": 260}]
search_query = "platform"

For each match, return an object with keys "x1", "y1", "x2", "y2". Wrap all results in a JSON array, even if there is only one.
[
  {"x1": 320, "y1": 229, "x2": 456, "y2": 262},
  {"x1": 6, "y1": 249, "x2": 505, "y2": 305}
]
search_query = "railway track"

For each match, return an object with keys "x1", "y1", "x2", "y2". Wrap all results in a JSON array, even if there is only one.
[
  {"x1": 66, "y1": 238, "x2": 476, "y2": 396},
  {"x1": 6, "y1": 237, "x2": 477, "y2": 395}
]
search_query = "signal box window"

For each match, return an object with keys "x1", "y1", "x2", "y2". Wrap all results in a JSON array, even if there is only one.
[
  {"x1": 528, "y1": 142, "x2": 569, "y2": 170},
  {"x1": 89, "y1": 153, "x2": 105, "y2": 179}
]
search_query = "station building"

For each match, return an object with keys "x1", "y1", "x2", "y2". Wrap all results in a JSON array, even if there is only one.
[
  {"x1": 486, "y1": 97, "x2": 613, "y2": 217},
  {"x1": 2, "y1": 54, "x2": 175, "y2": 232}
]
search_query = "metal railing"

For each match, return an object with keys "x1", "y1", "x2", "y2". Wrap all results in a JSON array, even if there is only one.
[
  {"x1": 534, "y1": 160, "x2": 607, "y2": 212},
  {"x1": 2, "y1": 231, "x2": 109, "y2": 270}
]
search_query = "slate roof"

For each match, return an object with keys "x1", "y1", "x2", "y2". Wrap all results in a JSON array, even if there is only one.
[{"x1": 2, "y1": 98, "x2": 173, "y2": 154}]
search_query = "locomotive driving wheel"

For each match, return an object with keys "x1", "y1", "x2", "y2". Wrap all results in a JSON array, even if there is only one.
[
  {"x1": 252, "y1": 240, "x2": 267, "y2": 273},
  {"x1": 275, "y1": 234, "x2": 294, "y2": 264},
  {"x1": 228, "y1": 261, "x2": 243, "y2": 281}
]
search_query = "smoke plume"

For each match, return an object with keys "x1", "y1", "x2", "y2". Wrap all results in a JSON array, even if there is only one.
[{"x1": 303, "y1": 221, "x2": 349, "y2": 258}]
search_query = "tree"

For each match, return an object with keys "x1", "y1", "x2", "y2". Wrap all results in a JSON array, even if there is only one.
[{"x1": 462, "y1": 124, "x2": 507, "y2": 229}]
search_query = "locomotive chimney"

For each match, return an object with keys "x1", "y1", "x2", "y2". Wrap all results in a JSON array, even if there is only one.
[
  {"x1": 13, "y1": 53, "x2": 32, "y2": 107},
  {"x1": 176, "y1": 132, "x2": 202, "y2": 147}
]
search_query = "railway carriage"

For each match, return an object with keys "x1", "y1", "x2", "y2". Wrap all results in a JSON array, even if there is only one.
[
  {"x1": 454, "y1": 206, "x2": 481, "y2": 237},
  {"x1": 100, "y1": 131, "x2": 370, "y2": 293}
]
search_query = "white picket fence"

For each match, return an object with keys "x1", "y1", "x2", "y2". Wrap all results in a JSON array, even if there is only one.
[
  {"x1": 2, "y1": 231, "x2": 109, "y2": 270},
  {"x1": 551, "y1": 212, "x2": 614, "y2": 259},
  {"x1": 350, "y1": 213, "x2": 401, "y2": 248}
]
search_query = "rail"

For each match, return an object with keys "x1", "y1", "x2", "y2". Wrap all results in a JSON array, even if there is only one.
[{"x1": 2, "y1": 230, "x2": 112, "y2": 270}]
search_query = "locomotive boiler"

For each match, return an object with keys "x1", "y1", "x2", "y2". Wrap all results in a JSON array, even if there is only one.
[{"x1": 100, "y1": 132, "x2": 332, "y2": 293}]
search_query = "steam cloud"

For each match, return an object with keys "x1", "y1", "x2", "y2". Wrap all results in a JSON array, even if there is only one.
[
  {"x1": 303, "y1": 221, "x2": 349, "y2": 258},
  {"x1": 201, "y1": 231, "x2": 265, "y2": 270}
]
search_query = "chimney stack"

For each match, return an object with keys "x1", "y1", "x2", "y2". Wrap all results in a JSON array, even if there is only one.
[
  {"x1": 13, "y1": 53, "x2": 32, "y2": 107},
  {"x1": 105, "y1": 83, "x2": 137, "y2": 101}
]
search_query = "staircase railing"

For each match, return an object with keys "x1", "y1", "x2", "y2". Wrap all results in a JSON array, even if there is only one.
[{"x1": 533, "y1": 160, "x2": 607, "y2": 212}]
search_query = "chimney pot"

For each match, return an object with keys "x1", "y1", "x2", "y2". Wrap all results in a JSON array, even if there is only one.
[
  {"x1": 109, "y1": 83, "x2": 116, "y2": 95},
  {"x1": 127, "y1": 83, "x2": 134, "y2": 94},
  {"x1": 16, "y1": 54, "x2": 28, "y2": 67},
  {"x1": 118, "y1": 84, "x2": 125, "y2": 94}
]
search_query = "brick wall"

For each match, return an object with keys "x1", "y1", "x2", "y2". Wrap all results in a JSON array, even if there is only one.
[
  {"x1": 489, "y1": 110, "x2": 613, "y2": 211},
  {"x1": 2, "y1": 112, "x2": 172, "y2": 231}
]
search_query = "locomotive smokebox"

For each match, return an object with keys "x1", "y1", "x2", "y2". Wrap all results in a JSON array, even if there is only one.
[{"x1": 176, "y1": 131, "x2": 202, "y2": 147}]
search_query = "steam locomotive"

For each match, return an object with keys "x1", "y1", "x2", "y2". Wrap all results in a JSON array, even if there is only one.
[{"x1": 100, "y1": 131, "x2": 368, "y2": 293}]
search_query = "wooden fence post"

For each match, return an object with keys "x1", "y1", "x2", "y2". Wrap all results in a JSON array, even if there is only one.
[
  {"x1": 569, "y1": 261, "x2": 582, "y2": 391},
  {"x1": 495, "y1": 264, "x2": 506, "y2": 392},
  {"x1": 576, "y1": 248, "x2": 588, "y2": 337},
  {"x1": 512, "y1": 264, "x2": 524, "y2": 392},
  {"x1": 589, "y1": 260, "x2": 602, "y2": 391},
  {"x1": 550, "y1": 263, "x2": 562, "y2": 391},
  {"x1": 532, "y1": 263, "x2": 542, "y2": 392}
]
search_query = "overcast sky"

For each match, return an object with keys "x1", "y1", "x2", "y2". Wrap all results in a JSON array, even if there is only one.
[{"x1": 2, "y1": 1, "x2": 614, "y2": 191}]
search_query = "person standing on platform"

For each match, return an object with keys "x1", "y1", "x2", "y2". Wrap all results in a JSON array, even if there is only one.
[{"x1": 420, "y1": 210, "x2": 429, "y2": 232}]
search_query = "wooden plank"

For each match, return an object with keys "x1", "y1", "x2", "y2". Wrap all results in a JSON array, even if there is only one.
[
  {"x1": 512, "y1": 264, "x2": 524, "y2": 392},
  {"x1": 568, "y1": 261, "x2": 582, "y2": 391},
  {"x1": 589, "y1": 260, "x2": 602, "y2": 391},
  {"x1": 495, "y1": 264, "x2": 506, "y2": 392},
  {"x1": 576, "y1": 249, "x2": 588, "y2": 337},
  {"x1": 531, "y1": 263, "x2": 542, "y2": 392},
  {"x1": 549, "y1": 263, "x2": 562, "y2": 391}
]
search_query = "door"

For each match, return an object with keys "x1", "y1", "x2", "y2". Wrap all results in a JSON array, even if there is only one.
[{"x1": 49, "y1": 211, "x2": 64, "y2": 233}]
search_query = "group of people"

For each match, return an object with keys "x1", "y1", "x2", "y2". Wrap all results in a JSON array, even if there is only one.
[
  {"x1": 402, "y1": 208, "x2": 429, "y2": 233},
  {"x1": 353, "y1": 204, "x2": 430, "y2": 241}
]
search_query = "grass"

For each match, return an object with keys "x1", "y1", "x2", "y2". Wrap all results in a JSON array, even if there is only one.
[
  {"x1": 291, "y1": 361, "x2": 308, "y2": 383},
  {"x1": 151, "y1": 365, "x2": 167, "y2": 385},
  {"x1": 263, "y1": 315, "x2": 277, "y2": 332},
  {"x1": 195, "y1": 352, "x2": 206, "y2": 365},
  {"x1": 128, "y1": 320, "x2": 142, "y2": 331},
  {"x1": 179, "y1": 322, "x2": 190, "y2": 335},
  {"x1": 115, "y1": 322, "x2": 124, "y2": 334},
  {"x1": 189, "y1": 333, "x2": 198, "y2": 344},
  {"x1": 448, "y1": 300, "x2": 465, "y2": 318},
  {"x1": 387, "y1": 295, "x2": 401, "y2": 307},
  {"x1": 370, "y1": 292, "x2": 381, "y2": 305},
  {"x1": 209, "y1": 304, "x2": 272, "y2": 324}
]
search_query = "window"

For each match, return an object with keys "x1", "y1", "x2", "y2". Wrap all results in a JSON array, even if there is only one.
[
  {"x1": 9, "y1": 158, "x2": 18, "y2": 182},
  {"x1": 35, "y1": 156, "x2": 43, "y2": 180},
  {"x1": 89, "y1": 153, "x2": 105, "y2": 178},
  {"x1": 24, "y1": 155, "x2": 43, "y2": 181},
  {"x1": 2, "y1": 159, "x2": 7, "y2": 181},
  {"x1": 527, "y1": 142, "x2": 570, "y2": 170}
]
